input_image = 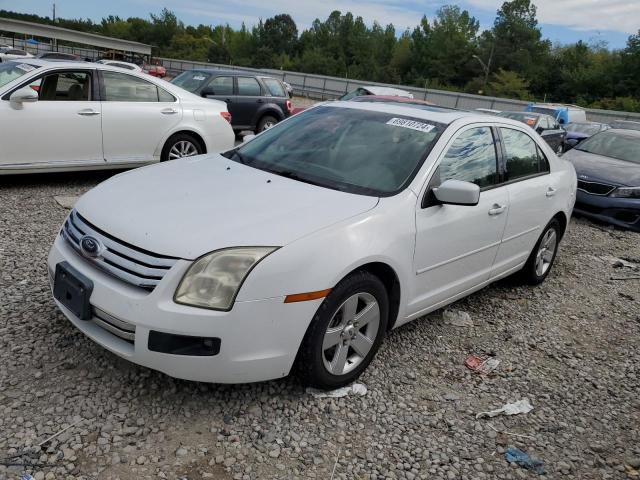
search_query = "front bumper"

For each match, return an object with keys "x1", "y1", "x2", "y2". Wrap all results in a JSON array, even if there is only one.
[
  {"x1": 47, "y1": 234, "x2": 322, "y2": 383},
  {"x1": 574, "y1": 190, "x2": 640, "y2": 232}
]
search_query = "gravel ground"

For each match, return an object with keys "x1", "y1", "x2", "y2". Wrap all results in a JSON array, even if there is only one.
[{"x1": 1, "y1": 171, "x2": 639, "y2": 480}]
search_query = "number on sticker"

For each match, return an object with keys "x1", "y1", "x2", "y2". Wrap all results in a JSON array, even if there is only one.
[{"x1": 386, "y1": 117, "x2": 435, "y2": 133}]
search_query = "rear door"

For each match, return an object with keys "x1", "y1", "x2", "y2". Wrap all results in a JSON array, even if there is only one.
[
  {"x1": 100, "y1": 70, "x2": 182, "y2": 164},
  {"x1": 0, "y1": 68, "x2": 103, "y2": 167},
  {"x1": 492, "y1": 127, "x2": 558, "y2": 276},
  {"x1": 234, "y1": 76, "x2": 264, "y2": 128}
]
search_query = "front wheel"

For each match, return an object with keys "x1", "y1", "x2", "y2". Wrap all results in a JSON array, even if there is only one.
[
  {"x1": 161, "y1": 133, "x2": 203, "y2": 162},
  {"x1": 519, "y1": 218, "x2": 561, "y2": 284},
  {"x1": 297, "y1": 271, "x2": 388, "y2": 390}
]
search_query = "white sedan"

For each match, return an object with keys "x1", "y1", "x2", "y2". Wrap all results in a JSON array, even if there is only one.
[
  {"x1": 0, "y1": 59, "x2": 234, "y2": 174},
  {"x1": 0, "y1": 48, "x2": 34, "y2": 62},
  {"x1": 47, "y1": 102, "x2": 576, "y2": 389},
  {"x1": 96, "y1": 59, "x2": 143, "y2": 73}
]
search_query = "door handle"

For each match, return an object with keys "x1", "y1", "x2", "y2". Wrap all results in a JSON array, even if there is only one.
[
  {"x1": 546, "y1": 187, "x2": 557, "y2": 197},
  {"x1": 160, "y1": 108, "x2": 178, "y2": 115},
  {"x1": 77, "y1": 109, "x2": 100, "y2": 116},
  {"x1": 256, "y1": 99, "x2": 264, "y2": 103},
  {"x1": 488, "y1": 204, "x2": 507, "y2": 216}
]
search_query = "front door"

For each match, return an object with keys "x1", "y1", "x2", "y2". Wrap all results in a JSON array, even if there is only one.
[
  {"x1": 409, "y1": 125, "x2": 509, "y2": 316},
  {"x1": 0, "y1": 69, "x2": 103, "y2": 168},
  {"x1": 100, "y1": 71, "x2": 182, "y2": 164}
]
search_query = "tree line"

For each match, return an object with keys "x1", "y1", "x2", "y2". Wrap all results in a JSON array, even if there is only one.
[{"x1": 2, "y1": 0, "x2": 640, "y2": 111}]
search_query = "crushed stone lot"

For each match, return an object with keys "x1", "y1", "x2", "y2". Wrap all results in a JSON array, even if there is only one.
[{"x1": 1, "y1": 172, "x2": 639, "y2": 480}]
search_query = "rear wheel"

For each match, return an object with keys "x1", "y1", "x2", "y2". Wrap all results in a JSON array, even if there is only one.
[
  {"x1": 519, "y1": 218, "x2": 561, "y2": 284},
  {"x1": 257, "y1": 115, "x2": 278, "y2": 133},
  {"x1": 161, "y1": 133, "x2": 203, "y2": 162},
  {"x1": 297, "y1": 271, "x2": 388, "y2": 390}
]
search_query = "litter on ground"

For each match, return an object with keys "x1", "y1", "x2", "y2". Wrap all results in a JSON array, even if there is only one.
[
  {"x1": 476, "y1": 398, "x2": 533, "y2": 419},
  {"x1": 505, "y1": 447, "x2": 545, "y2": 475},
  {"x1": 306, "y1": 383, "x2": 367, "y2": 398}
]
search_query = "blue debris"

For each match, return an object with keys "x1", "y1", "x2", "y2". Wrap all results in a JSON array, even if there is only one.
[
  {"x1": 505, "y1": 447, "x2": 545, "y2": 475},
  {"x1": 20, "y1": 475, "x2": 35, "y2": 480}
]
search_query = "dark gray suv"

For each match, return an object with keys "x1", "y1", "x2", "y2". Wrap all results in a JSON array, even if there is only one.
[{"x1": 171, "y1": 69, "x2": 292, "y2": 133}]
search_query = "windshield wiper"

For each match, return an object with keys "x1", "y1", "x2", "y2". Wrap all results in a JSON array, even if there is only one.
[{"x1": 267, "y1": 169, "x2": 328, "y2": 188}]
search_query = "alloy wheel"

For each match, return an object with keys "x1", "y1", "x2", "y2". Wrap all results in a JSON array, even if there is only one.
[
  {"x1": 322, "y1": 292, "x2": 380, "y2": 376},
  {"x1": 535, "y1": 228, "x2": 557, "y2": 276},
  {"x1": 168, "y1": 140, "x2": 199, "y2": 160}
]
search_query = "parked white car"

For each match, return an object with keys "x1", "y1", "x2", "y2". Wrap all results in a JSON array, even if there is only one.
[
  {"x1": 0, "y1": 59, "x2": 234, "y2": 174},
  {"x1": 340, "y1": 85, "x2": 414, "y2": 100},
  {"x1": 96, "y1": 59, "x2": 143, "y2": 73},
  {"x1": 0, "y1": 48, "x2": 34, "y2": 62},
  {"x1": 48, "y1": 102, "x2": 576, "y2": 389}
]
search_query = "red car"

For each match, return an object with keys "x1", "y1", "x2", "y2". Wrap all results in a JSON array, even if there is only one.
[{"x1": 146, "y1": 64, "x2": 167, "y2": 78}]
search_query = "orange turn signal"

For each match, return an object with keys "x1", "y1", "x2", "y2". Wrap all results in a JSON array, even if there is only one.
[{"x1": 284, "y1": 289, "x2": 331, "y2": 303}]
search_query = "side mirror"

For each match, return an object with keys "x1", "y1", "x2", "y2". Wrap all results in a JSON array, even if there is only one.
[
  {"x1": 433, "y1": 180, "x2": 480, "y2": 206},
  {"x1": 10, "y1": 87, "x2": 38, "y2": 104},
  {"x1": 242, "y1": 134, "x2": 256, "y2": 143},
  {"x1": 201, "y1": 87, "x2": 215, "y2": 97}
]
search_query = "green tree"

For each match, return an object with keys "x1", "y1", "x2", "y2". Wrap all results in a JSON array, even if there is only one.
[{"x1": 488, "y1": 69, "x2": 530, "y2": 99}]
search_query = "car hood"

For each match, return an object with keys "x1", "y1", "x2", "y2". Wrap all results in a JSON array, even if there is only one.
[
  {"x1": 75, "y1": 155, "x2": 379, "y2": 259},
  {"x1": 563, "y1": 148, "x2": 640, "y2": 186}
]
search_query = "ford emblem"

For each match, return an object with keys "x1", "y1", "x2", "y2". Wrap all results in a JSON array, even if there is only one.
[{"x1": 80, "y1": 235, "x2": 103, "y2": 258}]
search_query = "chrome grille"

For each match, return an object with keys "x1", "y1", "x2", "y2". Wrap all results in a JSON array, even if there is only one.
[
  {"x1": 577, "y1": 180, "x2": 616, "y2": 196},
  {"x1": 61, "y1": 209, "x2": 178, "y2": 290},
  {"x1": 93, "y1": 307, "x2": 136, "y2": 343}
]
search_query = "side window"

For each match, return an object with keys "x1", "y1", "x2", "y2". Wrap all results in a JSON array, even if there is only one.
[
  {"x1": 537, "y1": 145, "x2": 550, "y2": 173},
  {"x1": 208, "y1": 76, "x2": 233, "y2": 95},
  {"x1": 501, "y1": 128, "x2": 543, "y2": 180},
  {"x1": 39, "y1": 71, "x2": 91, "y2": 101},
  {"x1": 262, "y1": 78, "x2": 286, "y2": 97},
  {"x1": 103, "y1": 72, "x2": 158, "y2": 102},
  {"x1": 438, "y1": 127, "x2": 498, "y2": 188},
  {"x1": 158, "y1": 88, "x2": 176, "y2": 102},
  {"x1": 237, "y1": 77, "x2": 261, "y2": 96}
]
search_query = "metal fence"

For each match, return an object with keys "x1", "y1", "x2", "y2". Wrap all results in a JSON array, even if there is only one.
[
  {"x1": 2, "y1": 35, "x2": 639, "y2": 124},
  {"x1": 158, "y1": 56, "x2": 640, "y2": 125}
]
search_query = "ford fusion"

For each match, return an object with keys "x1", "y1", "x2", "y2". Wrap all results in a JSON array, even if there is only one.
[{"x1": 48, "y1": 102, "x2": 577, "y2": 389}]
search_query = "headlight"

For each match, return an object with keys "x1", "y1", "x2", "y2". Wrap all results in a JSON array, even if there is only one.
[
  {"x1": 174, "y1": 247, "x2": 277, "y2": 310},
  {"x1": 609, "y1": 186, "x2": 640, "y2": 199}
]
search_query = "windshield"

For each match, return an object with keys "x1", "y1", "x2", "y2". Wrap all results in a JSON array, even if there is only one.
[
  {"x1": 499, "y1": 112, "x2": 538, "y2": 127},
  {"x1": 340, "y1": 88, "x2": 371, "y2": 101},
  {"x1": 576, "y1": 131, "x2": 640, "y2": 165},
  {"x1": 0, "y1": 62, "x2": 39, "y2": 89},
  {"x1": 566, "y1": 123, "x2": 602, "y2": 136},
  {"x1": 531, "y1": 107, "x2": 557, "y2": 117},
  {"x1": 171, "y1": 71, "x2": 211, "y2": 91},
  {"x1": 228, "y1": 105, "x2": 445, "y2": 196}
]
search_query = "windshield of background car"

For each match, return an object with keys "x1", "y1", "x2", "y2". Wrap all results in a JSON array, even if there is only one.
[
  {"x1": 566, "y1": 123, "x2": 602, "y2": 136},
  {"x1": 339, "y1": 88, "x2": 370, "y2": 101},
  {"x1": 171, "y1": 71, "x2": 211, "y2": 91},
  {"x1": 576, "y1": 131, "x2": 640, "y2": 165},
  {"x1": 229, "y1": 105, "x2": 445, "y2": 196},
  {"x1": 499, "y1": 112, "x2": 538, "y2": 127},
  {"x1": 0, "y1": 62, "x2": 39, "y2": 89}
]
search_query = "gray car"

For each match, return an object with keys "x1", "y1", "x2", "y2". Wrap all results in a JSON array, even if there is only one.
[{"x1": 562, "y1": 129, "x2": 640, "y2": 232}]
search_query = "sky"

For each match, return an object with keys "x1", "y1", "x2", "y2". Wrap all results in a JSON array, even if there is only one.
[{"x1": 1, "y1": 0, "x2": 637, "y2": 49}]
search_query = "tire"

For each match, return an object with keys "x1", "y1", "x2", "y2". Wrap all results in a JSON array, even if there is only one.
[
  {"x1": 519, "y1": 218, "x2": 561, "y2": 285},
  {"x1": 297, "y1": 271, "x2": 389, "y2": 390},
  {"x1": 256, "y1": 115, "x2": 278, "y2": 133},
  {"x1": 160, "y1": 133, "x2": 203, "y2": 162}
]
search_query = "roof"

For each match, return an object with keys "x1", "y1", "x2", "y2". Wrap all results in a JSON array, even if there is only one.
[
  {"x1": 0, "y1": 17, "x2": 151, "y2": 56},
  {"x1": 329, "y1": 100, "x2": 495, "y2": 125},
  {"x1": 191, "y1": 68, "x2": 263, "y2": 76}
]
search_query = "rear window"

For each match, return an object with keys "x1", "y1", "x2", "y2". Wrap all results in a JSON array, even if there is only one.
[{"x1": 262, "y1": 78, "x2": 286, "y2": 97}]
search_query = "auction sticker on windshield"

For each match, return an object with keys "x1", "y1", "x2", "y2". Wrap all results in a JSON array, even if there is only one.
[{"x1": 386, "y1": 117, "x2": 435, "y2": 133}]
